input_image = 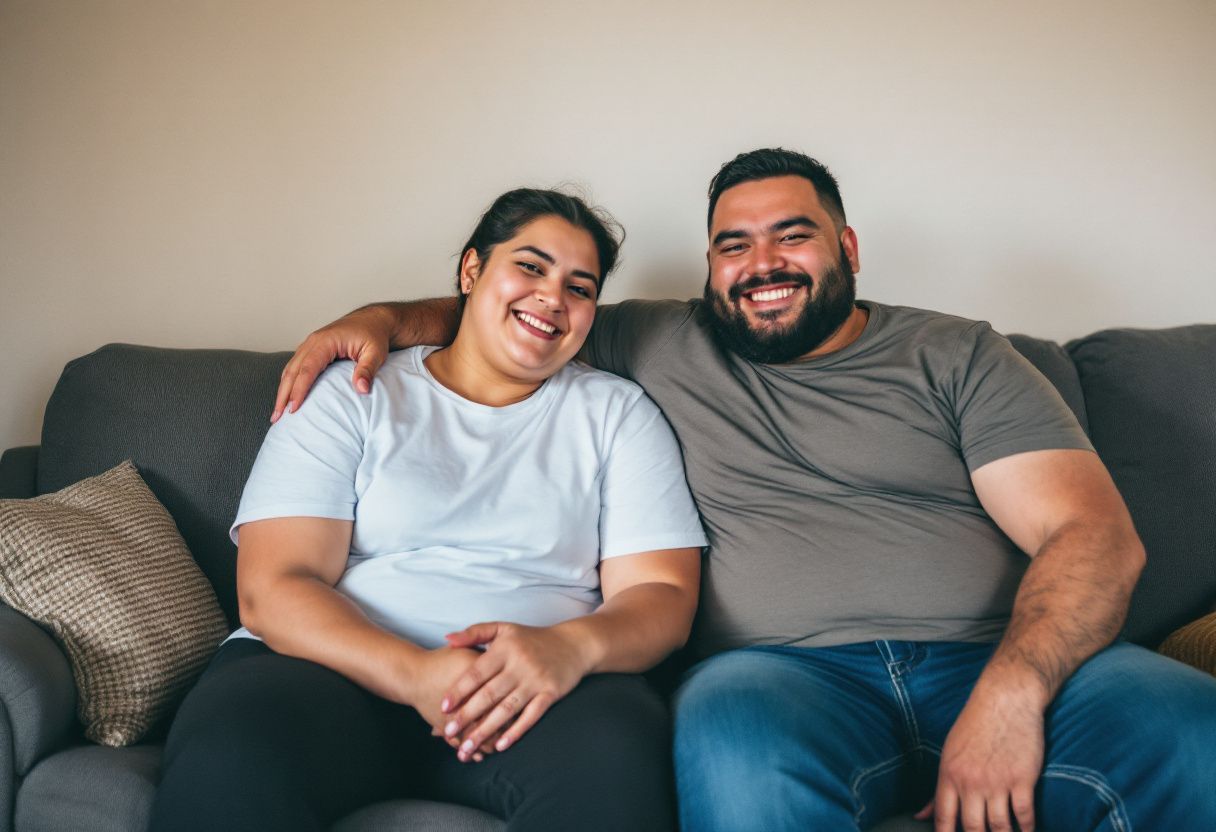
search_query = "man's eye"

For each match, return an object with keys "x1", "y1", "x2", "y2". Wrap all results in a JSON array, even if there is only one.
[
  {"x1": 721, "y1": 244, "x2": 745, "y2": 254},
  {"x1": 781, "y1": 234, "x2": 809, "y2": 243}
]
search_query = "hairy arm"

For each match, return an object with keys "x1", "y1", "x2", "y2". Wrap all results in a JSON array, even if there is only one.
[
  {"x1": 439, "y1": 547, "x2": 701, "y2": 758},
  {"x1": 973, "y1": 448, "x2": 1142, "y2": 707},
  {"x1": 273, "y1": 298, "x2": 460, "y2": 421},
  {"x1": 237, "y1": 517, "x2": 478, "y2": 728},
  {"x1": 926, "y1": 448, "x2": 1144, "y2": 832}
]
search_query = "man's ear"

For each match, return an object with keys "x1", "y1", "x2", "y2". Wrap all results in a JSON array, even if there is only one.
[
  {"x1": 840, "y1": 226, "x2": 860, "y2": 274},
  {"x1": 459, "y1": 249, "x2": 481, "y2": 295}
]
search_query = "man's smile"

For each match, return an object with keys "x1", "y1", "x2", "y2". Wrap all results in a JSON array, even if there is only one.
[{"x1": 740, "y1": 283, "x2": 806, "y2": 312}]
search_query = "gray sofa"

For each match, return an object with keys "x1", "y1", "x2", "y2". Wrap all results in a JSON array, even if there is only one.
[{"x1": 1, "y1": 323, "x2": 1213, "y2": 832}]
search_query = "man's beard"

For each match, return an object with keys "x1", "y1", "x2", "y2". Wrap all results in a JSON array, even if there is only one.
[{"x1": 702, "y1": 254, "x2": 857, "y2": 364}]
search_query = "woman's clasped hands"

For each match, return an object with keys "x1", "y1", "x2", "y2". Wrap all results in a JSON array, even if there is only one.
[{"x1": 436, "y1": 621, "x2": 593, "y2": 763}]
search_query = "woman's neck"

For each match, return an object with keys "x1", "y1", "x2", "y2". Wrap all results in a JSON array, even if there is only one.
[{"x1": 423, "y1": 338, "x2": 543, "y2": 407}]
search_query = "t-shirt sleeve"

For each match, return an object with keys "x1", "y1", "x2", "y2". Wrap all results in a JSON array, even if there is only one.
[
  {"x1": 230, "y1": 363, "x2": 370, "y2": 543},
  {"x1": 597, "y1": 391, "x2": 708, "y2": 559},
  {"x1": 580, "y1": 299, "x2": 698, "y2": 380},
  {"x1": 949, "y1": 322, "x2": 1094, "y2": 471}
]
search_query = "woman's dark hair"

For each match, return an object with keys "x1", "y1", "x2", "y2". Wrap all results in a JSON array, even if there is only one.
[
  {"x1": 456, "y1": 188, "x2": 624, "y2": 311},
  {"x1": 707, "y1": 148, "x2": 846, "y2": 232}
]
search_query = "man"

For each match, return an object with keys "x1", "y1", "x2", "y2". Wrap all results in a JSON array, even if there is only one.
[{"x1": 273, "y1": 149, "x2": 1216, "y2": 831}]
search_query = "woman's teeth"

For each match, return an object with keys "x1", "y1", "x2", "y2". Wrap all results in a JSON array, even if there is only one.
[{"x1": 515, "y1": 311, "x2": 558, "y2": 335}]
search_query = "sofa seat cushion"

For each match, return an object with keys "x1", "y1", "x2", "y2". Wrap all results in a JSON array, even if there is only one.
[
  {"x1": 16, "y1": 743, "x2": 160, "y2": 832},
  {"x1": 1068, "y1": 324, "x2": 1216, "y2": 646},
  {"x1": 332, "y1": 800, "x2": 504, "y2": 832}
]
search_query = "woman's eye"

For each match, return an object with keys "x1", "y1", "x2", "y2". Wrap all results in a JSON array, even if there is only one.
[
  {"x1": 518, "y1": 262, "x2": 542, "y2": 274},
  {"x1": 569, "y1": 285, "x2": 592, "y2": 299}
]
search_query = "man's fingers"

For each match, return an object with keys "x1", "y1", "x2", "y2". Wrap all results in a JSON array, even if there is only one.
[
  {"x1": 492, "y1": 694, "x2": 553, "y2": 753},
  {"x1": 960, "y1": 793, "x2": 987, "y2": 832},
  {"x1": 352, "y1": 346, "x2": 386, "y2": 395},
  {"x1": 986, "y1": 795, "x2": 1014, "y2": 832},
  {"x1": 272, "y1": 360, "x2": 300, "y2": 421},
  {"x1": 913, "y1": 799, "x2": 935, "y2": 821},
  {"x1": 934, "y1": 786, "x2": 958, "y2": 832},
  {"x1": 1012, "y1": 786, "x2": 1035, "y2": 832}
]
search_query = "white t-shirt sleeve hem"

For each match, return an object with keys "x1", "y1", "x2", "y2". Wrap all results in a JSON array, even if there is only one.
[
  {"x1": 230, "y1": 503, "x2": 356, "y2": 544},
  {"x1": 600, "y1": 531, "x2": 707, "y2": 560}
]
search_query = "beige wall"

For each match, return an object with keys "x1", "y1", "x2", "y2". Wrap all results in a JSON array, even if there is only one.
[{"x1": 2, "y1": 0, "x2": 1214, "y2": 451}]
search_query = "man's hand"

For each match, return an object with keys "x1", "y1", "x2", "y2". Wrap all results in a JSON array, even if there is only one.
[
  {"x1": 272, "y1": 306, "x2": 396, "y2": 422},
  {"x1": 917, "y1": 682, "x2": 1043, "y2": 832},
  {"x1": 439, "y1": 622, "x2": 591, "y2": 762}
]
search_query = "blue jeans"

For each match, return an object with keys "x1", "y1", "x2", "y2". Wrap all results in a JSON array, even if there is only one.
[{"x1": 673, "y1": 641, "x2": 1216, "y2": 831}]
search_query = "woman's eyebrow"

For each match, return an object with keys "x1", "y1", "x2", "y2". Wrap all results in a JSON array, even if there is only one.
[
  {"x1": 512, "y1": 245, "x2": 555, "y2": 264},
  {"x1": 514, "y1": 245, "x2": 599, "y2": 285}
]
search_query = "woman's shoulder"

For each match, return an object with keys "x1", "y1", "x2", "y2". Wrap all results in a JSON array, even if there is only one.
[{"x1": 553, "y1": 360, "x2": 648, "y2": 404}]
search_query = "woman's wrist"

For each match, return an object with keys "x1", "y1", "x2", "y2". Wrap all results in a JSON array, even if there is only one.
[{"x1": 551, "y1": 618, "x2": 607, "y2": 678}]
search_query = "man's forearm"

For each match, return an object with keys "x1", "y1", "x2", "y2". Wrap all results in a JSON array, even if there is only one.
[
  {"x1": 980, "y1": 519, "x2": 1144, "y2": 705},
  {"x1": 360, "y1": 298, "x2": 460, "y2": 350}
]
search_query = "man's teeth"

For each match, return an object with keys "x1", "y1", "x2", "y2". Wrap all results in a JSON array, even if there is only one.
[
  {"x1": 516, "y1": 311, "x2": 558, "y2": 335},
  {"x1": 747, "y1": 287, "x2": 797, "y2": 302}
]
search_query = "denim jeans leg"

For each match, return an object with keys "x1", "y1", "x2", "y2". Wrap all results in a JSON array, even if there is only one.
[
  {"x1": 672, "y1": 645, "x2": 915, "y2": 832},
  {"x1": 910, "y1": 641, "x2": 1216, "y2": 831},
  {"x1": 1032, "y1": 642, "x2": 1216, "y2": 831}
]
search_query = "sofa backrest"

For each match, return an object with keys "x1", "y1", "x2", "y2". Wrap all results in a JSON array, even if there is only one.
[
  {"x1": 37, "y1": 344, "x2": 289, "y2": 626},
  {"x1": 33, "y1": 329, "x2": 1215, "y2": 647},
  {"x1": 1066, "y1": 325, "x2": 1216, "y2": 647}
]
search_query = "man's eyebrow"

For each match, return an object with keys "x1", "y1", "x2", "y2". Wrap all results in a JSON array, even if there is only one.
[
  {"x1": 712, "y1": 229, "x2": 748, "y2": 246},
  {"x1": 712, "y1": 216, "x2": 819, "y2": 247},
  {"x1": 514, "y1": 245, "x2": 600, "y2": 286},
  {"x1": 769, "y1": 216, "x2": 819, "y2": 233}
]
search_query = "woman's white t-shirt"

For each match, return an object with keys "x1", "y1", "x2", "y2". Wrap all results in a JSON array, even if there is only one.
[{"x1": 229, "y1": 346, "x2": 706, "y2": 649}]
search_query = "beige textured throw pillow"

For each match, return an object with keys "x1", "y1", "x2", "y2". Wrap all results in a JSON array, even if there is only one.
[
  {"x1": 1158, "y1": 610, "x2": 1216, "y2": 677},
  {"x1": 0, "y1": 461, "x2": 228, "y2": 746}
]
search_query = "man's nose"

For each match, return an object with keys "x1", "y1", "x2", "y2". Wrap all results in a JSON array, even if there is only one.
[{"x1": 748, "y1": 241, "x2": 786, "y2": 277}]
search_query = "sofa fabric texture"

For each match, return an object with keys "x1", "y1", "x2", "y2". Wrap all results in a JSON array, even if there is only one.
[
  {"x1": 37, "y1": 345, "x2": 290, "y2": 626},
  {"x1": 1159, "y1": 611, "x2": 1216, "y2": 676},
  {"x1": 0, "y1": 462, "x2": 227, "y2": 746},
  {"x1": 1067, "y1": 324, "x2": 1216, "y2": 646}
]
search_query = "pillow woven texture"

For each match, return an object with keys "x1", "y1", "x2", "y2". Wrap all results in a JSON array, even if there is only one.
[
  {"x1": 1158, "y1": 610, "x2": 1216, "y2": 677},
  {"x1": 0, "y1": 461, "x2": 227, "y2": 746}
]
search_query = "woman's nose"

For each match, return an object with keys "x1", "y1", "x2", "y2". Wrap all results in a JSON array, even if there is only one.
[{"x1": 534, "y1": 277, "x2": 565, "y2": 311}]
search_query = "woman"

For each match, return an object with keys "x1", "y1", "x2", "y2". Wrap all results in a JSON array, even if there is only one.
[{"x1": 148, "y1": 189, "x2": 706, "y2": 832}]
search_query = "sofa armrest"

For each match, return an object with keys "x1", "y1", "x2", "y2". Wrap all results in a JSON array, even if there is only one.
[
  {"x1": 0, "y1": 447, "x2": 38, "y2": 500},
  {"x1": 0, "y1": 604, "x2": 77, "y2": 777}
]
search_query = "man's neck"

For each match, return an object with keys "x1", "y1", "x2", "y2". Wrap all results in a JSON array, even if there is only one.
[{"x1": 795, "y1": 304, "x2": 870, "y2": 361}]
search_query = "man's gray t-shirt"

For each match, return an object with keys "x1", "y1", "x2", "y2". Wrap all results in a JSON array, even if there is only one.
[{"x1": 583, "y1": 299, "x2": 1094, "y2": 655}]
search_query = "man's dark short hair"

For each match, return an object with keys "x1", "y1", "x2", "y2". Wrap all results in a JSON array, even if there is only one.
[{"x1": 707, "y1": 148, "x2": 846, "y2": 232}]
